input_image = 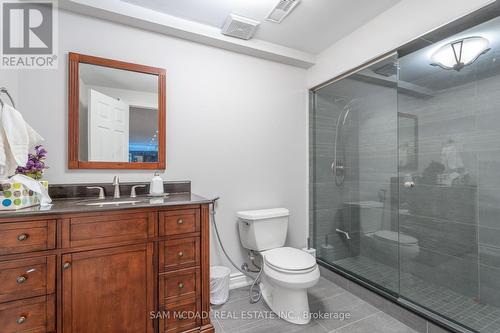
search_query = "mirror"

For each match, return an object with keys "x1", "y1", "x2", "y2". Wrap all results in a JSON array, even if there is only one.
[
  {"x1": 68, "y1": 53, "x2": 166, "y2": 169},
  {"x1": 398, "y1": 112, "x2": 418, "y2": 171}
]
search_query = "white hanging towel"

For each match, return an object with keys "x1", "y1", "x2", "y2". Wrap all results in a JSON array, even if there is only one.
[
  {"x1": 0, "y1": 112, "x2": 6, "y2": 173},
  {"x1": 0, "y1": 104, "x2": 44, "y2": 179}
]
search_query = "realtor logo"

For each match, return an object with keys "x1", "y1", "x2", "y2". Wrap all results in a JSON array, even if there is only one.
[{"x1": 1, "y1": 0, "x2": 58, "y2": 68}]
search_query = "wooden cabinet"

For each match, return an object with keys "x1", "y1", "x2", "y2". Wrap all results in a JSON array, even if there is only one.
[
  {"x1": 0, "y1": 219, "x2": 56, "y2": 255},
  {"x1": 0, "y1": 256, "x2": 55, "y2": 303},
  {"x1": 0, "y1": 294, "x2": 55, "y2": 333},
  {"x1": 61, "y1": 244, "x2": 154, "y2": 333},
  {"x1": 158, "y1": 209, "x2": 206, "y2": 333},
  {"x1": 0, "y1": 204, "x2": 213, "y2": 333},
  {"x1": 160, "y1": 267, "x2": 200, "y2": 303},
  {"x1": 159, "y1": 237, "x2": 200, "y2": 272},
  {"x1": 61, "y1": 211, "x2": 155, "y2": 248},
  {"x1": 159, "y1": 209, "x2": 200, "y2": 236},
  {"x1": 160, "y1": 298, "x2": 201, "y2": 333}
]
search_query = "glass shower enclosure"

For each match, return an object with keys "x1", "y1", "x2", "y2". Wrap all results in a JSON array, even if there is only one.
[{"x1": 310, "y1": 12, "x2": 500, "y2": 333}]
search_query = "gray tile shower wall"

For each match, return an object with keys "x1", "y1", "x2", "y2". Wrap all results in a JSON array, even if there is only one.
[
  {"x1": 398, "y1": 69, "x2": 500, "y2": 309},
  {"x1": 403, "y1": 184, "x2": 477, "y2": 224},
  {"x1": 312, "y1": 39, "x2": 500, "y2": 329},
  {"x1": 311, "y1": 94, "x2": 355, "y2": 258},
  {"x1": 479, "y1": 263, "x2": 500, "y2": 307},
  {"x1": 311, "y1": 78, "x2": 398, "y2": 261},
  {"x1": 399, "y1": 215, "x2": 477, "y2": 258}
]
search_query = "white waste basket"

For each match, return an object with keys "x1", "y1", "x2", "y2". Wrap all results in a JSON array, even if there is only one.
[{"x1": 210, "y1": 266, "x2": 231, "y2": 305}]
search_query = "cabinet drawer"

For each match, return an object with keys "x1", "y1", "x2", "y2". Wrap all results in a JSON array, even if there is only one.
[
  {"x1": 0, "y1": 220, "x2": 56, "y2": 255},
  {"x1": 159, "y1": 209, "x2": 199, "y2": 236},
  {"x1": 62, "y1": 212, "x2": 154, "y2": 248},
  {"x1": 0, "y1": 294, "x2": 55, "y2": 333},
  {"x1": 161, "y1": 298, "x2": 200, "y2": 333},
  {"x1": 160, "y1": 267, "x2": 200, "y2": 303},
  {"x1": 0, "y1": 256, "x2": 55, "y2": 303},
  {"x1": 159, "y1": 237, "x2": 200, "y2": 272}
]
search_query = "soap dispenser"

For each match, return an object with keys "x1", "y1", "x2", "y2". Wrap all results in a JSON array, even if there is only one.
[{"x1": 149, "y1": 172, "x2": 164, "y2": 197}]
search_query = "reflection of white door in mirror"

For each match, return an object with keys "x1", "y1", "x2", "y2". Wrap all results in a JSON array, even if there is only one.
[
  {"x1": 69, "y1": 52, "x2": 165, "y2": 169},
  {"x1": 88, "y1": 89, "x2": 130, "y2": 162}
]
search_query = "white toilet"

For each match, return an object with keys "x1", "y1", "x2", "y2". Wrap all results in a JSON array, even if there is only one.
[
  {"x1": 237, "y1": 208, "x2": 319, "y2": 325},
  {"x1": 345, "y1": 201, "x2": 420, "y2": 260}
]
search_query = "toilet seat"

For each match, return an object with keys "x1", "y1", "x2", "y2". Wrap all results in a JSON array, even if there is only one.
[
  {"x1": 374, "y1": 230, "x2": 418, "y2": 245},
  {"x1": 262, "y1": 247, "x2": 316, "y2": 272}
]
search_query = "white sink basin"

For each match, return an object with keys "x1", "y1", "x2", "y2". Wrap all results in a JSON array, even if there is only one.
[{"x1": 83, "y1": 200, "x2": 142, "y2": 206}]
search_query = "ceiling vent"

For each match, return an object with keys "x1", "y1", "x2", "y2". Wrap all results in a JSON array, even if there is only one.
[
  {"x1": 266, "y1": 0, "x2": 300, "y2": 23},
  {"x1": 221, "y1": 14, "x2": 260, "y2": 40}
]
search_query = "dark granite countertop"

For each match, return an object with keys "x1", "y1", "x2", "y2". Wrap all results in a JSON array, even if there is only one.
[
  {"x1": 0, "y1": 193, "x2": 213, "y2": 218},
  {"x1": 0, "y1": 181, "x2": 214, "y2": 218}
]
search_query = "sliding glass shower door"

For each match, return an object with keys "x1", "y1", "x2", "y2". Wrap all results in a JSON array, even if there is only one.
[
  {"x1": 311, "y1": 13, "x2": 500, "y2": 333},
  {"x1": 312, "y1": 54, "x2": 399, "y2": 294},
  {"x1": 397, "y1": 15, "x2": 500, "y2": 332}
]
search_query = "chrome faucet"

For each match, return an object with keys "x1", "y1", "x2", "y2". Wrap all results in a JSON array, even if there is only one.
[
  {"x1": 130, "y1": 185, "x2": 146, "y2": 198},
  {"x1": 86, "y1": 186, "x2": 105, "y2": 200},
  {"x1": 112, "y1": 176, "x2": 120, "y2": 199}
]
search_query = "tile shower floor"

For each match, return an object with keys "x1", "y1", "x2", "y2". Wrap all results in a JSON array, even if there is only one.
[
  {"x1": 211, "y1": 276, "x2": 417, "y2": 333},
  {"x1": 334, "y1": 256, "x2": 500, "y2": 333}
]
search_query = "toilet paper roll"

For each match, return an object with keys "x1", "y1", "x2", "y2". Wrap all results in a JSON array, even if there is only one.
[{"x1": 302, "y1": 247, "x2": 316, "y2": 257}]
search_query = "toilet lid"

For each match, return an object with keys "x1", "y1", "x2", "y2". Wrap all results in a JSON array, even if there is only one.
[
  {"x1": 263, "y1": 247, "x2": 316, "y2": 271},
  {"x1": 374, "y1": 230, "x2": 418, "y2": 245}
]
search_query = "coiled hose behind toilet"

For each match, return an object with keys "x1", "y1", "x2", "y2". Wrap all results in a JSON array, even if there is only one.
[{"x1": 210, "y1": 198, "x2": 263, "y2": 303}]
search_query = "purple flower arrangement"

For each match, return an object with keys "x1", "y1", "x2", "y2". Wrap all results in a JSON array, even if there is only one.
[{"x1": 15, "y1": 145, "x2": 48, "y2": 180}]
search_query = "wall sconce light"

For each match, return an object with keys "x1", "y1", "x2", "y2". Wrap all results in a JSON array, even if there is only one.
[{"x1": 431, "y1": 36, "x2": 490, "y2": 71}]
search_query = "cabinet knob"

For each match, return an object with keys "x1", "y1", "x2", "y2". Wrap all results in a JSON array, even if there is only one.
[
  {"x1": 16, "y1": 275, "x2": 27, "y2": 284},
  {"x1": 177, "y1": 218, "x2": 184, "y2": 225},
  {"x1": 17, "y1": 233, "x2": 29, "y2": 241},
  {"x1": 63, "y1": 262, "x2": 72, "y2": 270},
  {"x1": 16, "y1": 316, "x2": 27, "y2": 324},
  {"x1": 177, "y1": 251, "x2": 184, "y2": 257},
  {"x1": 178, "y1": 282, "x2": 184, "y2": 289}
]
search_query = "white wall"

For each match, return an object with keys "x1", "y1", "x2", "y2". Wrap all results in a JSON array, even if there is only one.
[
  {"x1": 0, "y1": 10, "x2": 308, "y2": 273},
  {"x1": 307, "y1": 0, "x2": 494, "y2": 88}
]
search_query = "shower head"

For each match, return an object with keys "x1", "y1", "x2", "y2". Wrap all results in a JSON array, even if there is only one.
[
  {"x1": 341, "y1": 98, "x2": 361, "y2": 126},
  {"x1": 343, "y1": 98, "x2": 361, "y2": 111}
]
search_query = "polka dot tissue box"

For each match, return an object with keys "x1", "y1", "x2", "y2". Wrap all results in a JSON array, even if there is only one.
[{"x1": 0, "y1": 180, "x2": 44, "y2": 210}]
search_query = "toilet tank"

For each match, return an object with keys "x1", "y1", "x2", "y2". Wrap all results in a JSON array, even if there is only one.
[
  {"x1": 237, "y1": 208, "x2": 289, "y2": 251},
  {"x1": 344, "y1": 201, "x2": 384, "y2": 234}
]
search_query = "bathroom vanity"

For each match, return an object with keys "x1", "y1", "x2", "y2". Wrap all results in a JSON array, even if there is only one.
[{"x1": 0, "y1": 182, "x2": 214, "y2": 333}]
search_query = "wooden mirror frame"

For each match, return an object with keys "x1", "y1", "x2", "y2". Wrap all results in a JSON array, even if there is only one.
[{"x1": 68, "y1": 52, "x2": 166, "y2": 169}]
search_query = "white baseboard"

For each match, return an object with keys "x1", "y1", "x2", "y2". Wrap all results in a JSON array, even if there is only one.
[{"x1": 229, "y1": 272, "x2": 253, "y2": 290}]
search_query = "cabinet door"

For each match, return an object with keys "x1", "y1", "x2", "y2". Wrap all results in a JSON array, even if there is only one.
[{"x1": 62, "y1": 244, "x2": 154, "y2": 333}]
